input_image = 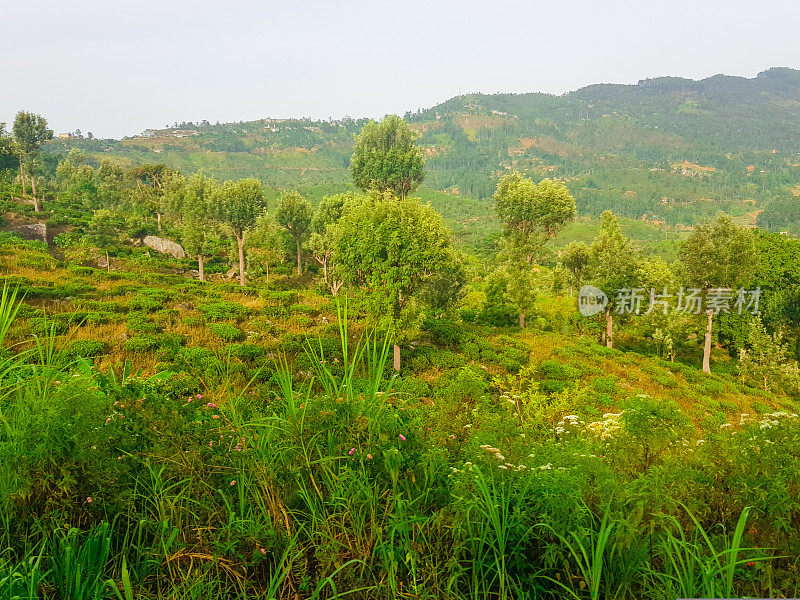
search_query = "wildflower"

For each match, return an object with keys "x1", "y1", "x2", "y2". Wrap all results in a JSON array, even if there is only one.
[
  {"x1": 367, "y1": 454, "x2": 372, "y2": 460},
  {"x1": 212, "y1": 415, "x2": 220, "y2": 419},
  {"x1": 197, "y1": 394, "x2": 203, "y2": 399},
  {"x1": 260, "y1": 548, "x2": 266, "y2": 555},
  {"x1": 498, "y1": 465, "x2": 508, "y2": 470},
  {"x1": 86, "y1": 497, "x2": 92, "y2": 503},
  {"x1": 747, "y1": 561, "x2": 755, "y2": 567},
  {"x1": 349, "y1": 448, "x2": 355, "y2": 455},
  {"x1": 398, "y1": 434, "x2": 406, "y2": 442},
  {"x1": 209, "y1": 441, "x2": 214, "y2": 448},
  {"x1": 207, "y1": 403, "x2": 218, "y2": 408},
  {"x1": 230, "y1": 480, "x2": 236, "y2": 486},
  {"x1": 449, "y1": 435, "x2": 456, "y2": 440}
]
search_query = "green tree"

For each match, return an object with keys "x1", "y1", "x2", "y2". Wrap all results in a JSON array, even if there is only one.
[
  {"x1": 587, "y1": 211, "x2": 644, "y2": 348},
  {"x1": 247, "y1": 213, "x2": 285, "y2": 286},
  {"x1": 12, "y1": 111, "x2": 53, "y2": 212},
  {"x1": 738, "y1": 316, "x2": 799, "y2": 392},
  {"x1": 56, "y1": 149, "x2": 99, "y2": 209},
  {"x1": 494, "y1": 172, "x2": 576, "y2": 264},
  {"x1": 350, "y1": 115, "x2": 425, "y2": 199},
  {"x1": 0, "y1": 123, "x2": 14, "y2": 171},
  {"x1": 680, "y1": 213, "x2": 757, "y2": 373},
  {"x1": 559, "y1": 241, "x2": 592, "y2": 293},
  {"x1": 83, "y1": 209, "x2": 126, "y2": 271},
  {"x1": 179, "y1": 174, "x2": 218, "y2": 282},
  {"x1": 494, "y1": 172, "x2": 576, "y2": 326},
  {"x1": 212, "y1": 178, "x2": 266, "y2": 286},
  {"x1": 308, "y1": 192, "x2": 353, "y2": 294},
  {"x1": 334, "y1": 192, "x2": 454, "y2": 370},
  {"x1": 275, "y1": 191, "x2": 312, "y2": 276},
  {"x1": 130, "y1": 164, "x2": 173, "y2": 232}
]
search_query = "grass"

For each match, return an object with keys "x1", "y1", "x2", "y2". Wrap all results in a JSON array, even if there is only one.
[{"x1": 1, "y1": 247, "x2": 800, "y2": 598}]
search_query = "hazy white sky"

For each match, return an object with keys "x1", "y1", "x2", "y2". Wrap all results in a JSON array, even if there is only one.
[{"x1": 2, "y1": 0, "x2": 799, "y2": 138}]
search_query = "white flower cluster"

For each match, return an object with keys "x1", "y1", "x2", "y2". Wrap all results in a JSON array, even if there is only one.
[
  {"x1": 478, "y1": 444, "x2": 528, "y2": 472},
  {"x1": 726, "y1": 411, "x2": 799, "y2": 430},
  {"x1": 585, "y1": 412, "x2": 625, "y2": 440},
  {"x1": 555, "y1": 414, "x2": 585, "y2": 435},
  {"x1": 480, "y1": 444, "x2": 505, "y2": 461}
]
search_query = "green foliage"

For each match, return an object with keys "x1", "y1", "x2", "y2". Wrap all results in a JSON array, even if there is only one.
[
  {"x1": 350, "y1": 115, "x2": 425, "y2": 198},
  {"x1": 197, "y1": 301, "x2": 248, "y2": 321},
  {"x1": 208, "y1": 322, "x2": 244, "y2": 342},
  {"x1": 738, "y1": 316, "x2": 800, "y2": 392},
  {"x1": 61, "y1": 339, "x2": 107, "y2": 359}
]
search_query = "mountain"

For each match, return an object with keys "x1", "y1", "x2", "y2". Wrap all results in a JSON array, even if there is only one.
[{"x1": 48, "y1": 68, "x2": 800, "y2": 232}]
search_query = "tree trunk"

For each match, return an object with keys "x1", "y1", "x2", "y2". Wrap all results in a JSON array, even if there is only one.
[
  {"x1": 30, "y1": 175, "x2": 39, "y2": 212},
  {"x1": 605, "y1": 308, "x2": 613, "y2": 349},
  {"x1": 296, "y1": 238, "x2": 302, "y2": 276},
  {"x1": 106, "y1": 250, "x2": 110, "y2": 273},
  {"x1": 198, "y1": 254, "x2": 205, "y2": 282},
  {"x1": 519, "y1": 310, "x2": 525, "y2": 328},
  {"x1": 157, "y1": 212, "x2": 162, "y2": 233},
  {"x1": 19, "y1": 159, "x2": 26, "y2": 198},
  {"x1": 237, "y1": 235, "x2": 246, "y2": 287},
  {"x1": 702, "y1": 310, "x2": 713, "y2": 374},
  {"x1": 393, "y1": 343, "x2": 401, "y2": 372},
  {"x1": 265, "y1": 262, "x2": 270, "y2": 287}
]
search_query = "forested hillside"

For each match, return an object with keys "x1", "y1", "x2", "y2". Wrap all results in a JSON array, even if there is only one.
[{"x1": 48, "y1": 67, "x2": 800, "y2": 233}]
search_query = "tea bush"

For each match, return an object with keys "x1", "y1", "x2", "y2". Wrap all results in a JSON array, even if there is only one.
[
  {"x1": 198, "y1": 301, "x2": 249, "y2": 321},
  {"x1": 61, "y1": 339, "x2": 107, "y2": 359}
]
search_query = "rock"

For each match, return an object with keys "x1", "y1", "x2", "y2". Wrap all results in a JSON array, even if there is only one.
[
  {"x1": 141, "y1": 235, "x2": 186, "y2": 259},
  {"x1": 226, "y1": 266, "x2": 238, "y2": 279}
]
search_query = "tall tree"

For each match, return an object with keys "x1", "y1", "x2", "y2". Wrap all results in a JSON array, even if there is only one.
[
  {"x1": 0, "y1": 123, "x2": 14, "y2": 171},
  {"x1": 212, "y1": 178, "x2": 266, "y2": 286},
  {"x1": 275, "y1": 191, "x2": 312, "y2": 276},
  {"x1": 680, "y1": 213, "x2": 757, "y2": 373},
  {"x1": 334, "y1": 192, "x2": 455, "y2": 371},
  {"x1": 179, "y1": 173, "x2": 218, "y2": 282},
  {"x1": 493, "y1": 172, "x2": 576, "y2": 326},
  {"x1": 12, "y1": 111, "x2": 53, "y2": 212},
  {"x1": 587, "y1": 211, "x2": 644, "y2": 348},
  {"x1": 130, "y1": 164, "x2": 172, "y2": 232},
  {"x1": 350, "y1": 115, "x2": 425, "y2": 199},
  {"x1": 308, "y1": 192, "x2": 353, "y2": 293},
  {"x1": 247, "y1": 214, "x2": 285, "y2": 286}
]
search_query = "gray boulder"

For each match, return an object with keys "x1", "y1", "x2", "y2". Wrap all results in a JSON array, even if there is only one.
[{"x1": 142, "y1": 235, "x2": 186, "y2": 259}]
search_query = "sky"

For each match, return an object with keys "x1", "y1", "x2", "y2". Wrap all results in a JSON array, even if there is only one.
[{"x1": 2, "y1": 0, "x2": 800, "y2": 139}]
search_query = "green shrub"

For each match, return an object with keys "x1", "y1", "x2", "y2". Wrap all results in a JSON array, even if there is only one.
[
  {"x1": 177, "y1": 347, "x2": 221, "y2": 372},
  {"x1": 28, "y1": 317, "x2": 69, "y2": 336},
  {"x1": 394, "y1": 376, "x2": 431, "y2": 398},
  {"x1": 592, "y1": 375, "x2": 618, "y2": 394},
  {"x1": 289, "y1": 303, "x2": 318, "y2": 316},
  {"x1": 182, "y1": 315, "x2": 206, "y2": 328},
  {"x1": 422, "y1": 316, "x2": 463, "y2": 346},
  {"x1": 225, "y1": 343, "x2": 265, "y2": 361},
  {"x1": 198, "y1": 301, "x2": 249, "y2": 322},
  {"x1": 266, "y1": 290, "x2": 298, "y2": 305},
  {"x1": 62, "y1": 339, "x2": 107, "y2": 359},
  {"x1": 540, "y1": 379, "x2": 569, "y2": 394},
  {"x1": 124, "y1": 336, "x2": 158, "y2": 353},
  {"x1": 538, "y1": 360, "x2": 580, "y2": 381},
  {"x1": 127, "y1": 313, "x2": 163, "y2": 334},
  {"x1": 477, "y1": 304, "x2": 518, "y2": 327},
  {"x1": 208, "y1": 322, "x2": 244, "y2": 342}
]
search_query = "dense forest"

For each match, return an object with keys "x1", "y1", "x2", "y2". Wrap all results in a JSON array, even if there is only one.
[{"x1": 1, "y1": 69, "x2": 800, "y2": 599}]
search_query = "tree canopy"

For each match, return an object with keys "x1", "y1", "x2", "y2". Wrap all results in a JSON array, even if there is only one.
[{"x1": 350, "y1": 115, "x2": 425, "y2": 199}]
